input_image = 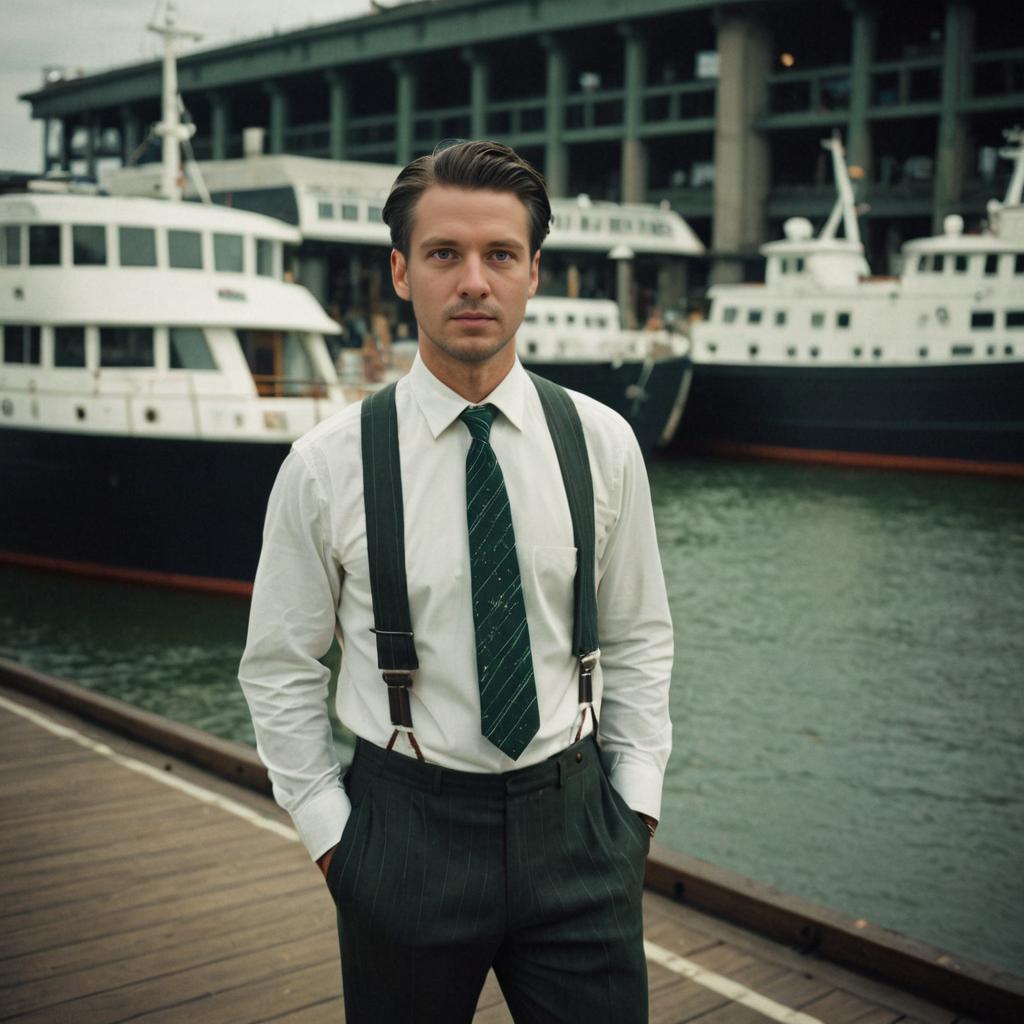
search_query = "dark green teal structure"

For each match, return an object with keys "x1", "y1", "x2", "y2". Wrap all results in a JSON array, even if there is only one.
[{"x1": 19, "y1": 0, "x2": 1024, "y2": 282}]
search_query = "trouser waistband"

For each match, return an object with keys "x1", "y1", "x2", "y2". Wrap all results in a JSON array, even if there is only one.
[{"x1": 351, "y1": 734, "x2": 598, "y2": 797}]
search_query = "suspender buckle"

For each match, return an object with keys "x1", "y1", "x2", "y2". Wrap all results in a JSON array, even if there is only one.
[
  {"x1": 383, "y1": 670, "x2": 415, "y2": 728},
  {"x1": 577, "y1": 649, "x2": 600, "y2": 705}
]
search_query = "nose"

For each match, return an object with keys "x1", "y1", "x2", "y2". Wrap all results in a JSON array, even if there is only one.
[{"x1": 457, "y1": 254, "x2": 489, "y2": 298}]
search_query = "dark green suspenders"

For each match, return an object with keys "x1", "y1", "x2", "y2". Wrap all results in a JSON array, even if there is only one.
[{"x1": 360, "y1": 374, "x2": 600, "y2": 754}]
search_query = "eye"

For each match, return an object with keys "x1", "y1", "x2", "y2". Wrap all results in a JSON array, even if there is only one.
[
  {"x1": 429, "y1": 248, "x2": 456, "y2": 262},
  {"x1": 491, "y1": 250, "x2": 513, "y2": 263}
]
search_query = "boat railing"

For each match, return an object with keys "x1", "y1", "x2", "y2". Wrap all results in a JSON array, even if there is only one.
[{"x1": 250, "y1": 374, "x2": 329, "y2": 399}]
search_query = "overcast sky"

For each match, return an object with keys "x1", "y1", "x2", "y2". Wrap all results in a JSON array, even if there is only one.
[{"x1": 1, "y1": 0, "x2": 375, "y2": 173}]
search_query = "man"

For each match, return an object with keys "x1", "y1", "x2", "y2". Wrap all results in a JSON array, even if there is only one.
[{"x1": 239, "y1": 140, "x2": 672, "y2": 1023}]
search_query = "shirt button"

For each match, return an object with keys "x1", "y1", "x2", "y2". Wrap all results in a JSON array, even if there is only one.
[{"x1": 575, "y1": 752, "x2": 583, "y2": 763}]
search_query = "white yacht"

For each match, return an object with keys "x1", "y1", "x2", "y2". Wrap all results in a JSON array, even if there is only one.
[
  {"x1": 677, "y1": 132, "x2": 1024, "y2": 477},
  {"x1": 0, "y1": 15, "x2": 350, "y2": 593}
]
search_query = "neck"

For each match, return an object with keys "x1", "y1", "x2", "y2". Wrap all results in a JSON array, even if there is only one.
[{"x1": 418, "y1": 341, "x2": 516, "y2": 404}]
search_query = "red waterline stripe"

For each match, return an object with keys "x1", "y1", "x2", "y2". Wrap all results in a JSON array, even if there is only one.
[
  {"x1": 0, "y1": 551, "x2": 253, "y2": 598},
  {"x1": 706, "y1": 441, "x2": 1024, "y2": 479}
]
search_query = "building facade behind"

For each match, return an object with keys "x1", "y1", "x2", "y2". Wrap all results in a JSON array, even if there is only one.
[{"x1": 21, "y1": 0, "x2": 1024, "y2": 299}]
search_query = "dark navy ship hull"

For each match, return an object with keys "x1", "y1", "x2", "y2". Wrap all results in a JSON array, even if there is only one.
[
  {"x1": 673, "y1": 361, "x2": 1024, "y2": 476},
  {"x1": 522, "y1": 354, "x2": 690, "y2": 453},
  {"x1": 0, "y1": 428, "x2": 288, "y2": 592},
  {"x1": 0, "y1": 357, "x2": 690, "y2": 592}
]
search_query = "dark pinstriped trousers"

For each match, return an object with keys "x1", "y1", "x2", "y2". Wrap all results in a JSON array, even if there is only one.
[{"x1": 326, "y1": 734, "x2": 649, "y2": 1024}]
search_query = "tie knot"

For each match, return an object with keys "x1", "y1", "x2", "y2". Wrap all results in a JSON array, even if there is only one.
[{"x1": 459, "y1": 404, "x2": 496, "y2": 444}]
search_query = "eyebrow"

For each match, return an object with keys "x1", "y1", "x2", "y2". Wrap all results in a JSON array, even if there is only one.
[{"x1": 417, "y1": 236, "x2": 527, "y2": 253}]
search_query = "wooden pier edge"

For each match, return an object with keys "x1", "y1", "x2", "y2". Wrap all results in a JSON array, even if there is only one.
[{"x1": 2, "y1": 654, "x2": 1022, "y2": 1021}]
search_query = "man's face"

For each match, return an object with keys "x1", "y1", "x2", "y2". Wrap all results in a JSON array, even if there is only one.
[{"x1": 391, "y1": 186, "x2": 540, "y2": 379}]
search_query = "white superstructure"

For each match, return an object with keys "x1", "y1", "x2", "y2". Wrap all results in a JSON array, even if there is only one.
[{"x1": 693, "y1": 132, "x2": 1024, "y2": 369}]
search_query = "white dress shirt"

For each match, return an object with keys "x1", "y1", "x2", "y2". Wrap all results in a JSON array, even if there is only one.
[{"x1": 239, "y1": 353, "x2": 673, "y2": 860}]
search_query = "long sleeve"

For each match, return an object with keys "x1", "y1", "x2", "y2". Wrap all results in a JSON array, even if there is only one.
[
  {"x1": 595, "y1": 430, "x2": 674, "y2": 822},
  {"x1": 238, "y1": 447, "x2": 349, "y2": 861}
]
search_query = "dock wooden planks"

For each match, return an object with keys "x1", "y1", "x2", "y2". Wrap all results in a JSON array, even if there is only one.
[{"x1": 0, "y1": 687, "x2": 984, "y2": 1023}]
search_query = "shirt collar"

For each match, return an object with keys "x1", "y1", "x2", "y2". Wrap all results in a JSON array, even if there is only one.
[{"x1": 408, "y1": 350, "x2": 529, "y2": 439}]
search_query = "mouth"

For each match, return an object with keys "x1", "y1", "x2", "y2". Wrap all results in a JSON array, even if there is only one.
[{"x1": 451, "y1": 313, "x2": 496, "y2": 326}]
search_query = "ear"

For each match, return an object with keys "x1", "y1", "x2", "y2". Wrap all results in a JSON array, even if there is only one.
[
  {"x1": 391, "y1": 249, "x2": 411, "y2": 300},
  {"x1": 527, "y1": 249, "x2": 540, "y2": 299}
]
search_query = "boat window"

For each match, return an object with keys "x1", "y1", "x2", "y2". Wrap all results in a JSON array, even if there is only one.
[
  {"x1": 853, "y1": 346, "x2": 863, "y2": 357},
  {"x1": 318, "y1": 202, "x2": 334, "y2": 219},
  {"x1": 951, "y1": 344, "x2": 974, "y2": 357},
  {"x1": 916, "y1": 255, "x2": 927, "y2": 273},
  {"x1": 794, "y1": 258, "x2": 804, "y2": 272},
  {"x1": 2, "y1": 324, "x2": 41, "y2": 364},
  {"x1": 872, "y1": 347, "x2": 882, "y2": 358},
  {"x1": 986, "y1": 344, "x2": 996, "y2": 356},
  {"x1": 809, "y1": 346, "x2": 820, "y2": 358},
  {"x1": 810, "y1": 312, "x2": 825, "y2": 328},
  {"x1": 213, "y1": 233, "x2": 244, "y2": 273},
  {"x1": 780, "y1": 258, "x2": 789, "y2": 274},
  {"x1": 168, "y1": 229, "x2": 203, "y2": 270},
  {"x1": 72, "y1": 225, "x2": 106, "y2": 266},
  {"x1": 786, "y1": 345, "x2": 796, "y2": 357},
  {"x1": 954, "y1": 254, "x2": 968, "y2": 273},
  {"x1": 170, "y1": 327, "x2": 217, "y2": 369},
  {"x1": 28, "y1": 225, "x2": 61, "y2": 266},
  {"x1": 747, "y1": 309, "x2": 762, "y2": 324},
  {"x1": 722, "y1": 307, "x2": 738, "y2": 324},
  {"x1": 256, "y1": 238, "x2": 274, "y2": 277},
  {"x1": 970, "y1": 311, "x2": 995, "y2": 330},
  {"x1": 775, "y1": 310, "x2": 787, "y2": 326},
  {"x1": 983, "y1": 254, "x2": 999, "y2": 276},
  {"x1": 546, "y1": 314, "x2": 557, "y2": 325},
  {"x1": 566, "y1": 314, "x2": 576, "y2": 325},
  {"x1": 1006, "y1": 344, "x2": 1015, "y2": 356},
  {"x1": 367, "y1": 205, "x2": 383, "y2": 223},
  {"x1": 2, "y1": 225, "x2": 22, "y2": 265},
  {"x1": 918, "y1": 346, "x2": 928, "y2": 357},
  {"x1": 54, "y1": 326, "x2": 86, "y2": 367},
  {"x1": 99, "y1": 326, "x2": 154, "y2": 367},
  {"x1": 119, "y1": 226, "x2": 157, "y2": 267},
  {"x1": 341, "y1": 203, "x2": 358, "y2": 221},
  {"x1": 747, "y1": 344, "x2": 759, "y2": 357},
  {"x1": 930, "y1": 254, "x2": 944, "y2": 273},
  {"x1": 1007, "y1": 311, "x2": 1024, "y2": 329},
  {"x1": 524, "y1": 313, "x2": 537, "y2": 324},
  {"x1": 836, "y1": 311, "x2": 851, "y2": 328},
  {"x1": 1016, "y1": 254, "x2": 1024, "y2": 275}
]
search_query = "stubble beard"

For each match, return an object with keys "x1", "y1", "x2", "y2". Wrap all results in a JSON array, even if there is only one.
[{"x1": 418, "y1": 300, "x2": 517, "y2": 365}]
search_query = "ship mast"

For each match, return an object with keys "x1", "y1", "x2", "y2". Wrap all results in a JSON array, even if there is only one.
[
  {"x1": 148, "y1": 2, "x2": 202, "y2": 201},
  {"x1": 999, "y1": 127, "x2": 1024, "y2": 208},
  {"x1": 818, "y1": 133, "x2": 862, "y2": 247}
]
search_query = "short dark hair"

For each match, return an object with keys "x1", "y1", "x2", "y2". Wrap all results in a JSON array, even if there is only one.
[{"x1": 382, "y1": 140, "x2": 552, "y2": 257}]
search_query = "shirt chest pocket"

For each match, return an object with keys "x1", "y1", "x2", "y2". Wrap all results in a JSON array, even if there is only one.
[{"x1": 529, "y1": 545, "x2": 577, "y2": 634}]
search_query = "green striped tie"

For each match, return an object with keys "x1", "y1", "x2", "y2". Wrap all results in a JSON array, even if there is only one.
[{"x1": 460, "y1": 405, "x2": 539, "y2": 760}]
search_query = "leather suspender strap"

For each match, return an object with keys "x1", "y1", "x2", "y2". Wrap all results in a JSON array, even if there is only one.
[
  {"x1": 527, "y1": 372, "x2": 601, "y2": 730},
  {"x1": 360, "y1": 383, "x2": 423, "y2": 757}
]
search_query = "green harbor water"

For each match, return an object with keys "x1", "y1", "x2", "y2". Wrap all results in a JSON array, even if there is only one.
[{"x1": 1, "y1": 454, "x2": 1022, "y2": 975}]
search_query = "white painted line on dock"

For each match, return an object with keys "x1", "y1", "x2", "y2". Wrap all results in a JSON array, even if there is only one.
[
  {"x1": 644, "y1": 940, "x2": 824, "y2": 1024},
  {"x1": 0, "y1": 694, "x2": 300, "y2": 843},
  {"x1": 0, "y1": 695, "x2": 824, "y2": 1020}
]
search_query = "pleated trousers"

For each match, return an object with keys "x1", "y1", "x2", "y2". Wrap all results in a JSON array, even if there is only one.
[{"x1": 326, "y1": 734, "x2": 650, "y2": 1024}]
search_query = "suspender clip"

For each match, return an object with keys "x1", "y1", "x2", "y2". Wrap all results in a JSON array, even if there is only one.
[
  {"x1": 383, "y1": 670, "x2": 415, "y2": 728},
  {"x1": 577, "y1": 649, "x2": 600, "y2": 705}
]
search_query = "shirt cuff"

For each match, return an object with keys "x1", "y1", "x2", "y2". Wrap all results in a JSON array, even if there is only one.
[
  {"x1": 604, "y1": 755, "x2": 665, "y2": 823},
  {"x1": 290, "y1": 784, "x2": 352, "y2": 862}
]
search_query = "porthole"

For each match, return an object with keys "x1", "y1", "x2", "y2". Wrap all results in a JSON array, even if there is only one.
[
  {"x1": 872, "y1": 348, "x2": 883, "y2": 358},
  {"x1": 935, "y1": 306, "x2": 948, "y2": 324},
  {"x1": 75, "y1": 406, "x2": 86, "y2": 420},
  {"x1": 144, "y1": 408, "x2": 158, "y2": 423},
  {"x1": 1, "y1": 399, "x2": 12, "y2": 416},
  {"x1": 918, "y1": 346, "x2": 929, "y2": 358}
]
